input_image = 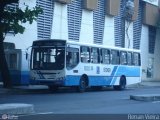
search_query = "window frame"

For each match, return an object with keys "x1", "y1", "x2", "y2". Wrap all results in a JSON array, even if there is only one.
[
  {"x1": 111, "y1": 49, "x2": 120, "y2": 65},
  {"x1": 133, "y1": 52, "x2": 141, "y2": 66},
  {"x1": 66, "y1": 47, "x2": 79, "y2": 70},
  {"x1": 120, "y1": 51, "x2": 127, "y2": 65},
  {"x1": 127, "y1": 52, "x2": 133, "y2": 66},
  {"x1": 80, "y1": 46, "x2": 90, "y2": 63},
  {"x1": 90, "y1": 47, "x2": 100, "y2": 64},
  {"x1": 101, "y1": 48, "x2": 110, "y2": 64}
]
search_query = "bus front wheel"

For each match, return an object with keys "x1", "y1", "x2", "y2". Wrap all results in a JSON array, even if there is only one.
[
  {"x1": 78, "y1": 76, "x2": 87, "y2": 93},
  {"x1": 113, "y1": 76, "x2": 126, "y2": 91}
]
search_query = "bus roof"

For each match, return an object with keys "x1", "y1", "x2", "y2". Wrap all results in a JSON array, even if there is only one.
[
  {"x1": 67, "y1": 41, "x2": 141, "y2": 53},
  {"x1": 33, "y1": 39, "x2": 140, "y2": 53}
]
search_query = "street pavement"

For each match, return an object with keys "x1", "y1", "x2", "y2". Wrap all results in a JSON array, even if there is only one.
[{"x1": 0, "y1": 81, "x2": 160, "y2": 115}]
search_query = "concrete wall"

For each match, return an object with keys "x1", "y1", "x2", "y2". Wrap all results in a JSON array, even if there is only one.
[
  {"x1": 80, "y1": 9, "x2": 94, "y2": 44},
  {"x1": 52, "y1": 2, "x2": 68, "y2": 40},
  {"x1": 103, "y1": 16, "x2": 115, "y2": 46},
  {"x1": 153, "y1": 29, "x2": 160, "y2": 81}
]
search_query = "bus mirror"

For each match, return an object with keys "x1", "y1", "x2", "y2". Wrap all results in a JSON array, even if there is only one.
[
  {"x1": 25, "y1": 46, "x2": 32, "y2": 60},
  {"x1": 26, "y1": 53, "x2": 28, "y2": 60}
]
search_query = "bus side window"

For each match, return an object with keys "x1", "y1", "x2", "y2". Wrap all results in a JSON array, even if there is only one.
[
  {"x1": 101, "y1": 49, "x2": 110, "y2": 64},
  {"x1": 127, "y1": 52, "x2": 132, "y2": 66},
  {"x1": 66, "y1": 47, "x2": 79, "y2": 70},
  {"x1": 91, "y1": 47, "x2": 99, "y2": 63},
  {"x1": 133, "y1": 53, "x2": 141, "y2": 66},
  {"x1": 9, "y1": 53, "x2": 18, "y2": 70},
  {"x1": 120, "y1": 51, "x2": 127, "y2": 65},
  {"x1": 80, "y1": 46, "x2": 90, "y2": 63},
  {"x1": 111, "y1": 50, "x2": 120, "y2": 65}
]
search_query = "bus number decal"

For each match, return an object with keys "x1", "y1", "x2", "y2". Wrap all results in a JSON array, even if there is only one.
[
  {"x1": 96, "y1": 66, "x2": 100, "y2": 74},
  {"x1": 84, "y1": 66, "x2": 93, "y2": 71},
  {"x1": 103, "y1": 67, "x2": 111, "y2": 73}
]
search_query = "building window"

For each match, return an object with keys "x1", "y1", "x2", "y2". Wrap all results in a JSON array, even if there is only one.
[
  {"x1": 68, "y1": 0, "x2": 82, "y2": 41},
  {"x1": 149, "y1": 26, "x2": 156, "y2": 54},
  {"x1": 37, "y1": 0, "x2": 54, "y2": 39},
  {"x1": 93, "y1": 0, "x2": 105, "y2": 45},
  {"x1": 133, "y1": 1, "x2": 142, "y2": 49},
  {"x1": 114, "y1": 0, "x2": 125, "y2": 48}
]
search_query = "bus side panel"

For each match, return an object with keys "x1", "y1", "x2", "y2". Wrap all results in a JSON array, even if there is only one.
[
  {"x1": 65, "y1": 75, "x2": 119, "y2": 86},
  {"x1": 111, "y1": 66, "x2": 141, "y2": 85},
  {"x1": 88, "y1": 76, "x2": 113, "y2": 86},
  {"x1": 65, "y1": 75, "x2": 81, "y2": 86},
  {"x1": 10, "y1": 70, "x2": 21, "y2": 85},
  {"x1": 21, "y1": 71, "x2": 30, "y2": 85},
  {"x1": 65, "y1": 65, "x2": 141, "y2": 87},
  {"x1": 4, "y1": 49, "x2": 22, "y2": 86},
  {"x1": 20, "y1": 51, "x2": 30, "y2": 85}
]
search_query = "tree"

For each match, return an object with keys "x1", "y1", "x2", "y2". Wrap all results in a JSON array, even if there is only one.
[
  {"x1": 158, "y1": 9, "x2": 160, "y2": 29},
  {"x1": 0, "y1": 0, "x2": 42, "y2": 88}
]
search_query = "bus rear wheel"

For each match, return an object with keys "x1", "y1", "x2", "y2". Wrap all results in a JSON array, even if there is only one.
[
  {"x1": 78, "y1": 77, "x2": 87, "y2": 93},
  {"x1": 113, "y1": 76, "x2": 126, "y2": 91}
]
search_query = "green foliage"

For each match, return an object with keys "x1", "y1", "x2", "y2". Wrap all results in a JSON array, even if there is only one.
[{"x1": 0, "y1": 4, "x2": 43, "y2": 37}]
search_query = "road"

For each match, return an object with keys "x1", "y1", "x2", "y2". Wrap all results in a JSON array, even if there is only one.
[{"x1": 0, "y1": 86, "x2": 160, "y2": 120}]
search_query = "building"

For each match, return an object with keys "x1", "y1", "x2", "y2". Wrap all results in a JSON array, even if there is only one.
[{"x1": 4, "y1": 0, "x2": 160, "y2": 82}]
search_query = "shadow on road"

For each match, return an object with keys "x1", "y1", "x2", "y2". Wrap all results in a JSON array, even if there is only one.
[{"x1": 0, "y1": 85, "x2": 134, "y2": 95}]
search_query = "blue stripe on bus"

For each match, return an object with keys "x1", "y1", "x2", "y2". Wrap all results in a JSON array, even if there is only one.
[
  {"x1": 110, "y1": 66, "x2": 140, "y2": 85},
  {"x1": 109, "y1": 66, "x2": 118, "y2": 85},
  {"x1": 21, "y1": 71, "x2": 30, "y2": 85},
  {"x1": 65, "y1": 66, "x2": 140, "y2": 86},
  {"x1": 1, "y1": 71, "x2": 30, "y2": 85},
  {"x1": 65, "y1": 75, "x2": 114, "y2": 86}
]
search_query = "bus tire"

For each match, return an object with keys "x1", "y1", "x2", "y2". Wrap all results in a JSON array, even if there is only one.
[
  {"x1": 113, "y1": 76, "x2": 126, "y2": 91},
  {"x1": 78, "y1": 76, "x2": 88, "y2": 93},
  {"x1": 48, "y1": 85, "x2": 59, "y2": 92}
]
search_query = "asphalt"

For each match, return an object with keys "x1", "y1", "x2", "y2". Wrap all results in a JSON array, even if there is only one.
[{"x1": 0, "y1": 81, "x2": 160, "y2": 114}]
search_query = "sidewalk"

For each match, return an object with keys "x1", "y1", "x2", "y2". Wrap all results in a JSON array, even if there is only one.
[
  {"x1": 139, "y1": 81, "x2": 160, "y2": 87},
  {"x1": 129, "y1": 81, "x2": 160, "y2": 102},
  {"x1": 127, "y1": 81, "x2": 160, "y2": 88}
]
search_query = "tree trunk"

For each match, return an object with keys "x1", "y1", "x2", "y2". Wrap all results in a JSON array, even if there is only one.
[{"x1": 0, "y1": 32, "x2": 12, "y2": 88}]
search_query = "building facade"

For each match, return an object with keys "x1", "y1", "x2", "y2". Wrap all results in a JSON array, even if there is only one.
[{"x1": 4, "y1": 0, "x2": 160, "y2": 82}]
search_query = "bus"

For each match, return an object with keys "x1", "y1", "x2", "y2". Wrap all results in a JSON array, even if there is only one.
[
  {"x1": 29, "y1": 39, "x2": 141, "y2": 92},
  {"x1": 0, "y1": 42, "x2": 30, "y2": 86}
]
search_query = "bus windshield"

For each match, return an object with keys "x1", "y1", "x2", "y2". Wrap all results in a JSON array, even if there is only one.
[{"x1": 31, "y1": 47, "x2": 65, "y2": 70}]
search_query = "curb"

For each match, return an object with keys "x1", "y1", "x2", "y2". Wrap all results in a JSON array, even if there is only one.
[
  {"x1": 130, "y1": 94, "x2": 160, "y2": 101},
  {"x1": 0, "y1": 103, "x2": 34, "y2": 114}
]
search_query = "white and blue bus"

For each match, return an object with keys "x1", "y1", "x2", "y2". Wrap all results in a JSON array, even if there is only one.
[
  {"x1": 0, "y1": 42, "x2": 30, "y2": 86},
  {"x1": 30, "y1": 39, "x2": 141, "y2": 92}
]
